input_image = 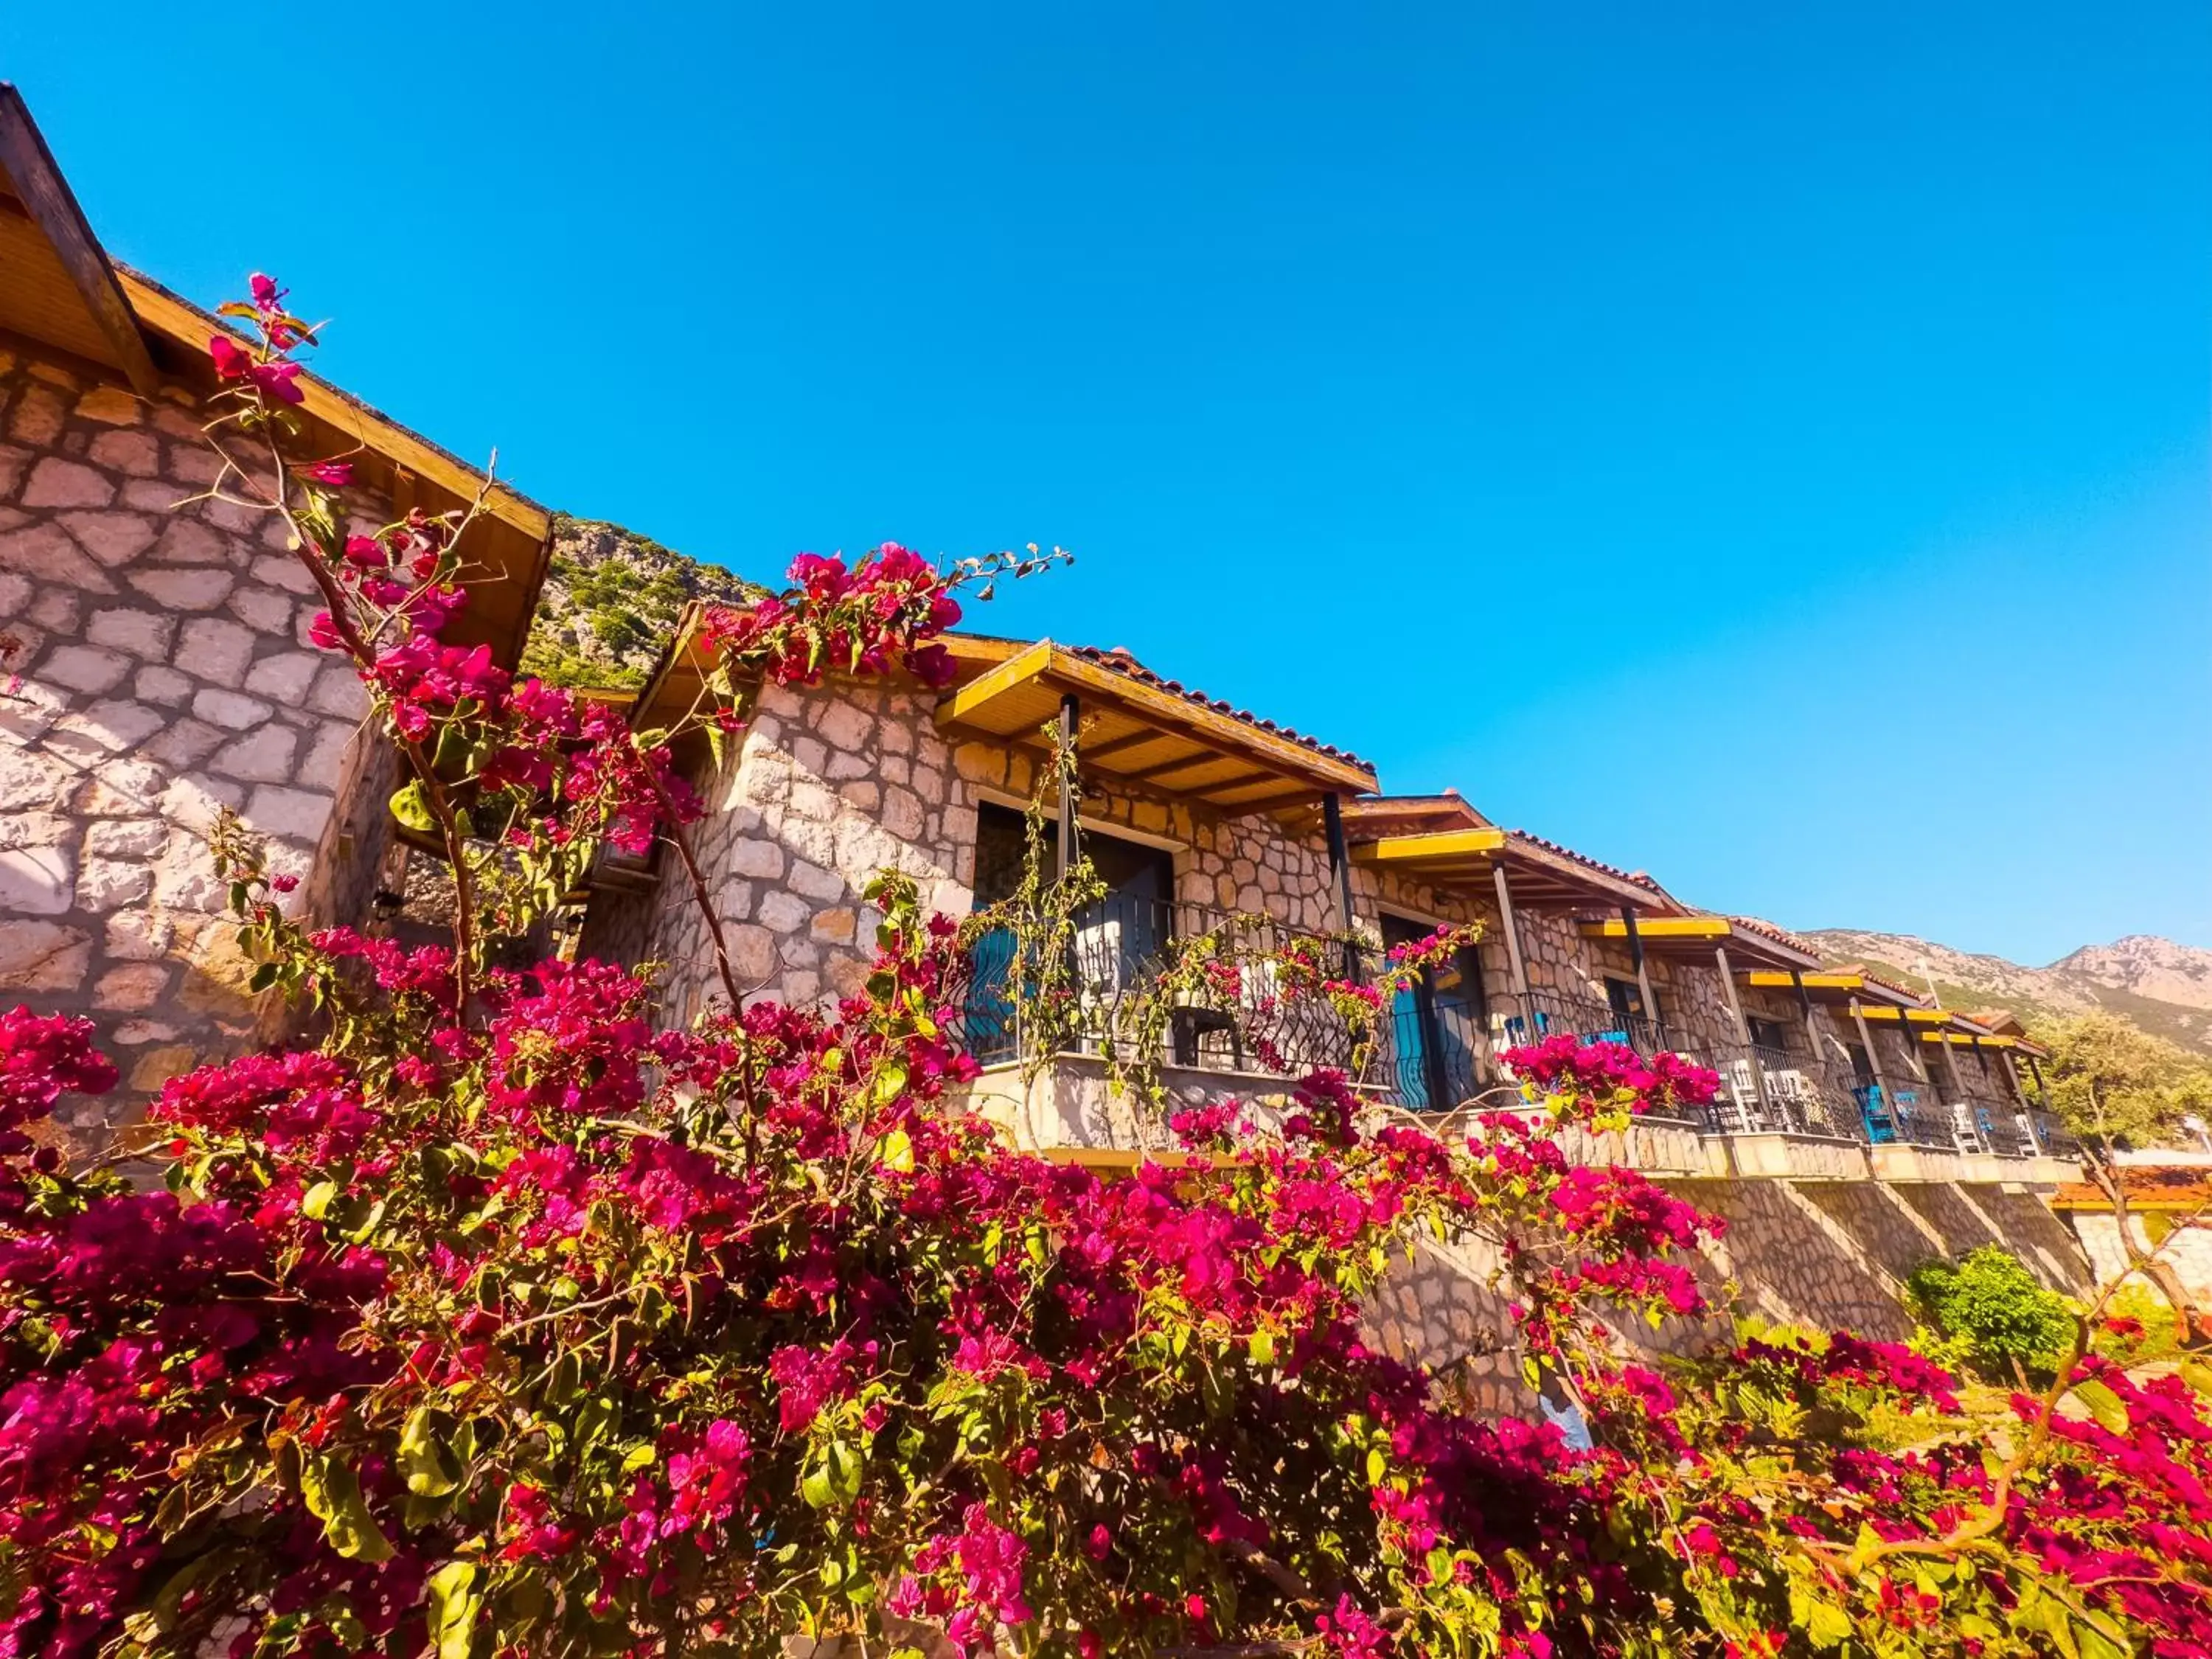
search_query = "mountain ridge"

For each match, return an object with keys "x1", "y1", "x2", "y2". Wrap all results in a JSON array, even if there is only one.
[{"x1": 1801, "y1": 929, "x2": 2212, "y2": 1055}]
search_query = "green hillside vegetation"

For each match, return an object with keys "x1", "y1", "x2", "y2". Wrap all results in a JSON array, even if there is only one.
[{"x1": 518, "y1": 516, "x2": 766, "y2": 690}]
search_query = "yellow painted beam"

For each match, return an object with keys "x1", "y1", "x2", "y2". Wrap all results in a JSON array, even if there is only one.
[
  {"x1": 1581, "y1": 917, "x2": 1732, "y2": 942},
  {"x1": 1747, "y1": 970, "x2": 1866, "y2": 991},
  {"x1": 1349, "y1": 828, "x2": 1509, "y2": 865},
  {"x1": 930, "y1": 637, "x2": 1057, "y2": 728}
]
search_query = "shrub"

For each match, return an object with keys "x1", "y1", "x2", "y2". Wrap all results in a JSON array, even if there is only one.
[{"x1": 1908, "y1": 1245, "x2": 2076, "y2": 1382}]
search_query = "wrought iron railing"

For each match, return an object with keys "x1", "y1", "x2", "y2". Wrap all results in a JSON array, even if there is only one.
[{"x1": 955, "y1": 901, "x2": 2078, "y2": 1158}]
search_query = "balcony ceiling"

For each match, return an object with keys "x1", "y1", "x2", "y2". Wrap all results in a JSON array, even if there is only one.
[{"x1": 1348, "y1": 827, "x2": 1668, "y2": 911}]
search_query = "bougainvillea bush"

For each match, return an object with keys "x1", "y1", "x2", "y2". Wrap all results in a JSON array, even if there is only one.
[{"x1": 3, "y1": 285, "x2": 2211, "y2": 1658}]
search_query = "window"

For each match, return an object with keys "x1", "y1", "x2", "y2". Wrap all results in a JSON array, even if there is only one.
[
  {"x1": 1604, "y1": 976, "x2": 1655, "y2": 1021},
  {"x1": 1747, "y1": 1015, "x2": 1790, "y2": 1053}
]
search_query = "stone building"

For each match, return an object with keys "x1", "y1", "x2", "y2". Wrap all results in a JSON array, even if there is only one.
[{"x1": 0, "y1": 89, "x2": 551, "y2": 1138}]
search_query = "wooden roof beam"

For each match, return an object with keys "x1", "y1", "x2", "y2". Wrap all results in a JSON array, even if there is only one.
[{"x1": 0, "y1": 86, "x2": 159, "y2": 394}]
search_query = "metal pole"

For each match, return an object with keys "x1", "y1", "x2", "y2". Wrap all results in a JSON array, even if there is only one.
[
  {"x1": 1322, "y1": 793, "x2": 1360, "y2": 980},
  {"x1": 1055, "y1": 693, "x2": 1079, "y2": 880},
  {"x1": 1492, "y1": 862, "x2": 1534, "y2": 1038},
  {"x1": 1622, "y1": 906, "x2": 1661, "y2": 1050},
  {"x1": 1715, "y1": 942, "x2": 1771, "y2": 1127}
]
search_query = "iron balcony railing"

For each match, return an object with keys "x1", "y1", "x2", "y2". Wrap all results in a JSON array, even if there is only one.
[{"x1": 956, "y1": 900, "x2": 2081, "y2": 1158}]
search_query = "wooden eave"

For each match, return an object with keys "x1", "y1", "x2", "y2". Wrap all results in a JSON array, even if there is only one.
[
  {"x1": 1575, "y1": 915, "x2": 1821, "y2": 970},
  {"x1": 932, "y1": 638, "x2": 1377, "y2": 813},
  {"x1": 1851, "y1": 1004, "x2": 1950, "y2": 1025},
  {"x1": 0, "y1": 87, "x2": 552, "y2": 670},
  {"x1": 0, "y1": 86, "x2": 159, "y2": 393},
  {"x1": 1349, "y1": 829, "x2": 1666, "y2": 911},
  {"x1": 1742, "y1": 970, "x2": 1924, "y2": 1008},
  {"x1": 119, "y1": 273, "x2": 553, "y2": 669}
]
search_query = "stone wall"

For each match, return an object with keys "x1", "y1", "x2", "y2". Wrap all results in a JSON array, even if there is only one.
[
  {"x1": 2067, "y1": 1211, "x2": 2212, "y2": 1307},
  {"x1": 0, "y1": 340, "x2": 386, "y2": 1141},
  {"x1": 1363, "y1": 1175, "x2": 2098, "y2": 1416}
]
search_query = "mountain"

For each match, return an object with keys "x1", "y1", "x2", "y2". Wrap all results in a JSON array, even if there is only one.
[
  {"x1": 518, "y1": 518, "x2": 765, "y2": 690},
  {"x1": 1803, "y1": 930, "x2": 2212, "y2": 1056}
]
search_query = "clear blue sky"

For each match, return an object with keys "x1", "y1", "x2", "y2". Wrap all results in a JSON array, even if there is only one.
[{"x1": 7, "y1": 3, "x2": 2205, "y2": 963}]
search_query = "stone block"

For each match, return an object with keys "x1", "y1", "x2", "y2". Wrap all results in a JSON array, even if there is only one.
[
  {"x1": 788, "y1": 860, "x2": 845, "y2": 902},
  {"x1": 128, "y1": 1045, "x2": 199, "y2": 1093},
  {"x1": 94, "y1": 962, "x2": 170, "y2": 1012},
  {"x1": 726, "y1": 838, "x2": 785, "y2": 880},
  {"x1": 297, "y1": 722, "x2": 358, "y2": 790},
  {"x1": 838, "y1": 780, "x2": 880, "y2": 813},
  {"x1": 212, "y1": 723, "x2": 299, "y2": 783},
  {"x1": 250, "y1": 553, "x2": 318, "y2": 595},
  {"x1": 226, "y1": 584, "x2": 293, "y2": 632},
  {"x1": 86, "y1": 428, "x2": 160, "y2": 474},
  {"x1": 0, "y1": 918, "x2": 91, "y2": 991},
  {"x1": 85, "y1": 817, "x2": 168, "y2": 859},
  {"x1": 1, "y1": 521, "x2": 112, "y2": 593},
  {"x1": 177, "y1": 616, "x2": 257, "y2": 683},
  {"x1": 243, "y1": 784, "x2": 332, "y2": 842},
  {"x1": 76, "y1": 760, "x2": 165, "y2": 814},
  {"x1": 826, "y1": 749, "x2": 873, "y2": 782},
  {"x1": 757, "y1": 888, "x2": 812, "y2": 934},
  {"x1": 37, "y1": 643, "x2": 131, "y2": 695},
  {"x1": 50, "y1": 698, "x2": 165, "y2": 755},
  {"x1": 882, "y1": 785, "x2": 925, "y2": 841},
  {"x1": 111, "y1": 1019, "x2": 181, "y2": 1046},
  {"x1": 74, "y1": 386, "x2": 142, "y2": 425},
  {"x1": 0, "y1": 845, "x2": 74, "y2": 914},
  {"x1": 810, "y1": 907, "x2": 858, "y2": 945},
  {"x1": 150, "y1": 516, "x2": 232, "y2": 565},
  {"x1": 7, "y1": 386, "x2": 67, "y2": 446},
  {"x1": 790, "y1": 735, "x2": 828, "y2": 776},
  {"x1": 29, "y1": 587, "x2": 79, "y2": 632},
  {"x1": 728, "y1": 923, "x2": 777, "y2": 983},
  {"x1": 86, "y1": 607, "x2": 176, "y2": 658},
  {"x1": 306, "y1": 664, "x2": 367, "y2": 719},
  {"x1": 159, "y1": 775, "x2": 245, "y2": 834},
  {"x1": 128, "y1": 566, "x2": 234, "y2": 609},
  {"x1": 192, "y1": 688, "x2": 273, "y2": 729},
  {"x1": 77, "y1": 858, "x2": 153, "y2": 911},
  {"x1": 243, "y1": 650, "x2": 320, "y2": 701},
  {"x1": 815, "y1": 698, "x2": 874, "y2": 753},
  {"x1": 120, "y1": 479, "x2": 181, "y2": 512},
  {"x1": 0, "y1": 812, "x2": 69, "y2": 851},
  {"x1": 0, "y1": 747, "x2": 72, "y2": 811},
  {"x1": 22, "y1": 458, "x2": 116, "y2": 509},
  {"x1": 134, "y1": 665, "x2": 194, "y2": 706},
  {"x1": 105, "y1": 909, "x2": 174, "y2": 962}
]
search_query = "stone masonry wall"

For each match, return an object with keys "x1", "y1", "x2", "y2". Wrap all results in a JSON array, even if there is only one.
[
  {"x1": 1365, "y1": 1176, "x2": 2097, "y2": 1416},
  {"x1": 0, "y1": 339, "x2": 386, "y2": 1142}
]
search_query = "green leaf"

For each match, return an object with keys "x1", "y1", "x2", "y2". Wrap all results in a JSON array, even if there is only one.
[
  {"x1": 877, "y1": 1127, "x2": 914, "y2": 1174},
  {"x1": 1248, "y1": 1329, "x2": 1276, "y2": 1368},
  {"x1": 399, "y1": 1406, "x2": 462, "y2": 1497},
  {"x1": 2072, "y1": 1379, "x2": 2129, "y2": 1436},
  {"x1": 389, "y1": 779, "x2": 437, "y2": 833},
  {"x1": 1790, "y1": 1587, "x2": 1854, "y2": 1649},
  {"x1": 425, "y1": 1559, "x2": 481, "y2": 1659},
  {"x1": 2180, "y1": 1360, "x2": 2212, "y2": 1399},
  {"x1": 300, "y1": 1180, "x2": 338, "y2": 1221},
  {"x1": 299, "y1": 1450, "x2": 393, "y2": 1562}
]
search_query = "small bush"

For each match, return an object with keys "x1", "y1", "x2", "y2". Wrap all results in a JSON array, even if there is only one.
[{"x1": 1907, "y1": 1245, "x2": 2076, "y2": 1382}]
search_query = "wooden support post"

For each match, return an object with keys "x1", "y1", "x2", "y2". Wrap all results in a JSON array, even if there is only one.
[
  {"x1": 1055, "y1": 693, "x2": 1079, "y2": 880},
  {"x1": 1492, "y1": 863, "x2": 1534, "y2": 1036},
  {"x1": 1714, "y1": 942, "x2": 1771, "y2": 1127},
  {"x1": 1322, "y1": 793, "x2": 1360, "y2": 980},
  {"x1": 1622, "y1": 906, "x2": 1661, "y2": 1048},
  {"x1": 2025, "y1": 1054, "x2": 2056, "y2": 1112},
  {"x1": 2000, "y1": 1048, "x2": 2044, "y2": 1152},
  {"x1": 1937, "y1": 1030, "x2": 1969, "y2": 1103},
  {"x1": 1790, "y1": 968, "x2": 1826, "y2": 1062}
]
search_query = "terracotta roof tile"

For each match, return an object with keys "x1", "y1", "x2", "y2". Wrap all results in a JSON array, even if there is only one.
[{"x1": 1729, "y1": 914, "x2": 1825, "y2": 958}]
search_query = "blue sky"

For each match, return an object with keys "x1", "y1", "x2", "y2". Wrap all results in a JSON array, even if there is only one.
[{"x1": 7, "y1": 2, "x2": 2205, "y2": 962}]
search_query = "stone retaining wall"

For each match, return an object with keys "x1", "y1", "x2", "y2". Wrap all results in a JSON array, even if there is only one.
[
  {"x1": 0, "y1": 341, "x2": 387, "y2": 1142},
  {"x1": 1364, "y1": 1175, "x2": 2097, "y2": 1417}
]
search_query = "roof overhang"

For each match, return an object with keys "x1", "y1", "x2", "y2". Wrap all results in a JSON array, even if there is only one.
[
  {"x1": 933, "y1": 637, "x2": 1378, "y2": 813},
  {"x1": 1742, "y1": 969, "x2": 1927, "y2": 1008},
  {"x1": 0, "y1": 86, "x2": 553, "y2": 670},
  {"x1": 1577, "y1": 914, "x2": 1824, "y2": 970},
  {"x1": 1349, "y1": 828, "x2": 1668, "y2": 911}
]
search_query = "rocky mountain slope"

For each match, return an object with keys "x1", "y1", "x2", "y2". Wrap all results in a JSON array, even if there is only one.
[
  {"x1": 1804, "y1": 930, "x2": 2212, "y2": 1055},
  {"x1": 518, "y1": 518, "x2": 765, "y2": 690}
]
